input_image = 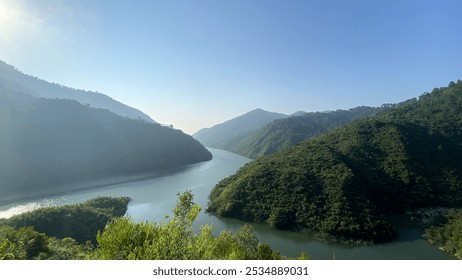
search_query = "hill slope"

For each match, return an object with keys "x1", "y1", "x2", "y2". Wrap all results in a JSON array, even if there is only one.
[
  {"x1": 0, "y1": 197, "x2": 130, "y2": 243},
  {"x1": 0, "y1": 60, "x2": 154, "y2": 122},
  {"x1": 0, "y1": 86, "x2": 212, "y2": 202},
  {"x1": 193, "y1": 109, "x2": 287, "y2": 149},
  {"x1": 207, "y1": 80, "x2": 462, "y2": 243},
  {"x1": 229, "y1": 106, "x2": 390, "y2": 158}
]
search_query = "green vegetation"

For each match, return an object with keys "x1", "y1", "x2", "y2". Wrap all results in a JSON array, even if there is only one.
[
  {"x1": 0, "y1": 196, "x2": 127, "y2": 260},
  {"x1": 0, "y1": 226, "x2": 50, "y2": 260},
  {"x1": 0, "y1": 197, "x2": 130, "y2": 243},
  {"x1": 193, "y1": 105, "x2": 391, "y2": 159},
  {"x1": 207, "y1": 80, "x2": 462, "y2": 244},
  {"x1": 93, "y1": 192, "x2": 308, "y2": 260},
  {"x1": 0, "y1": 226, "x2": 92, "y2": 260},
  {"x1": 423, "y1": 209, "x2": 462, "y2": 259},
  {"x1": 0, "y1": 86, "x2": 212, "y2": 202},
  {"x1": 228, "y1": 106, "x2": 391, "y2": 158},
  {"x1": 1, "y1": 194, "x2": 305, "y2": 260}
]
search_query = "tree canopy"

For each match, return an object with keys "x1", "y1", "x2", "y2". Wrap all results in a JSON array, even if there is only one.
[
  {"x1": 228, "y1": 106, "x2": 391, "y2": 158},
  {"x1": 1, "y1": 197, "x2": 130, "y2": 244},
  {"x1": 0, "y1": 87, "x2": 212, "y2": 202},
  {"x1": 93, "y1": 192, "x2": 308, "y2": 260},
  {"x1": 207, "y1": 80, "x2": 462, "y2": 244},
  {"x1": 423, "y1": 208, "x2": 462, "y2": 259},
  {"x1": 1, "y1": 194, "x2": 307, "y2": 260},
  {"x1": 0, "y1": 196, "x2": 129, "y2": 260}
]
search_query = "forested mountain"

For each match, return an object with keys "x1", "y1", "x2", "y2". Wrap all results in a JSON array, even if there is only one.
[
  {"x1": 207, "y1": 80, "x2": 462, "y2": 244},
  {"x1": 0, "y1": 86, "x2": 212, "y2": 202},
  {"x1": 193, "y1": 108, "x2": 287, "y2": 149},
  {"x1": 229, "y1": 106, "x2": 391, "y2": 158},
  {"x1": 0, "y1": 60, "x2": 154, "y2": 122}
]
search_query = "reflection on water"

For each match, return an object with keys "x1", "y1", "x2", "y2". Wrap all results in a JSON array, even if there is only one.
[
  {"x1": 0, "y1": 148, "x2": 455, "y2": 259},
  {"x1": 0, "y1": 198, "x2": 70, "y2": 219},
  {"x1": 0, "y1": 202, "x2": 42, "y2": 219}
]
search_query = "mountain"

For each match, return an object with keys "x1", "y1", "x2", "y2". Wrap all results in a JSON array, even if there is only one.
[
  {"x1": 0, "y1": 85, "x2": 212, "y2": 202},
  {"x1": 290, "y1": 111, "x2": 306, "y2": 117},
  {"x1": 229, "y1": 106, "x2": 391, "y2": 158},
  {"x1": 0, "y1": 60, "x2": 155, "y2": 122},
  {"x1": 207, "y1": 80, "x2": 462, "y2": 244},
  {"x1": 193, "y1": 108, "x2": 287, "y2": 149}
]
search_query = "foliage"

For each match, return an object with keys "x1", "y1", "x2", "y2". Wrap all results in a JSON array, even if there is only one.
[
  {"x1": 0, "y1": 226, "x2": 48, "y2": 260},
  {"x1": 208, "y1": 80, "x2": 462, "y2": 244},
  {"x1": 1, "y1": 197, "x2": 130, "y2": 243},
  {"x1": 423, "y1": 208, "x2": 462, "y2": 259},
  {"x1": 229, "y1": 106, "x2": 391, "y2": 158},
  {"x1": 0, "y1": 86, "x2": 212, "y2": 201},
  {"x1": 92, "y1": 192, "x2": 308, "y2": 260},
  {"x1": 1, "y1": 194, "x2": 307, "y2": 260},
  {"x1": 0, "y1": 225, "x2": 92, "y2": 260},
  {"x1": 45, "y1": 237, "x2": 92, "y2": 260},
  {"x1": 81, "y1": 196, "x2": 131, "y2": 217}
]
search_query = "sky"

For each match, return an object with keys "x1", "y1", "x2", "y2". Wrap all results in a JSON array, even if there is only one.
[{"x1": 0, "y1": 0, "x2": 461, "y2": 134}]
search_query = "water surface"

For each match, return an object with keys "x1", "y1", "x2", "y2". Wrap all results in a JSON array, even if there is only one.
[{"x1": 0, "y1": 148, "x2": 453, "y2": 259}]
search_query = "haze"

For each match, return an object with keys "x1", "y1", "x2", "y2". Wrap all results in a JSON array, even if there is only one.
[{"x1": 1, "y1": 0, "x2": 461, "y2": 134}]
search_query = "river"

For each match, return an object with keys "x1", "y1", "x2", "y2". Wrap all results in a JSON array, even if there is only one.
[{"x1": 0, "y1": 148, "x2": 453, "y2": 259}]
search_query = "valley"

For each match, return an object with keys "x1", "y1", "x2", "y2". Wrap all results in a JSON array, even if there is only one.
[{"x1": 0, "y1": 148, "x2": 453, "y2": 259}]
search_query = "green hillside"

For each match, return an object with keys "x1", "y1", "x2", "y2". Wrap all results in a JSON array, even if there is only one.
[
  {"x1": 229, "y1": 106, "x2": 390, "y2": 158},
  {"x1": 0, "y1": 197, "x2": 130, "y2": 244},
  {"x1": 207, "y1": 80, "x2": 462, "y2": 244},
  {"x1": 0, "y1": 86, "x2": 212, "y2": 202}
]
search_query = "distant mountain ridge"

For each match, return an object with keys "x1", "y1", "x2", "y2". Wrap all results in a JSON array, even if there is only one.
[
  {"x1": 193, "y1": 108, "x2": 287, "y2": 149},
  {"x1": 0, "y1": 81, "x2": 212, "y2": 203},
  {"x1": 229, "y1": 106, "x2": 392, "y2": 158},
  {"x1": 0, "y1": 59, "x2": 155, "y2": 122}
]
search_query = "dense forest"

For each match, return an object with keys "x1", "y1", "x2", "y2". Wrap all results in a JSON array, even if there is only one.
[
  {"x1": 0, "y1": 86, "x2": 212, "y2": 202},
  {"x1": 227, "y1": 106, "x2": 391, "y2": 158},
  {"x1": 193, "y1": 108, "x2": 287, "y2": 149},
  {"x1": 207, "y1": 80, "x2": 462, "y2": 244},
  {"x1": 0, "y1": 59, "x2": 154, "y2": 122},
  {"x1": 423, "y1": 208, "x2": 462, "y2": 259},
  {"x1": 0, "y1": 197, "x2": 130, "y2": 243},
  {"x1": 0, "y1": 197, "x2": 128, "y2": 259},
  {"x1": 0, "y1": 194, "x2": 306, "y2": 260}
]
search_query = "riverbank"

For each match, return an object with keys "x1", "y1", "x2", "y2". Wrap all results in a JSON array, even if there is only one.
[
  {"x1": 0, "y1": 148, "x2": 455, "y2": 259},
  {"x1": 0, "y1": 162, "x2": 206, "y2": 207}
]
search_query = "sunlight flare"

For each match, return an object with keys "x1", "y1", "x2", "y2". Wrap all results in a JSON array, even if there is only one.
[
  {"x1": 0, "y1": 0, "x2": 22, "y2": 42},
  {"x1": 0, "y1": 0, "x2": 42, "y2": 45}
]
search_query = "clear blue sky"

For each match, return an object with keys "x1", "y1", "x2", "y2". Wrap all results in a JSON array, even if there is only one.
[{"x1": 1, "y1": 0, "x2": 461, "y2": 134}]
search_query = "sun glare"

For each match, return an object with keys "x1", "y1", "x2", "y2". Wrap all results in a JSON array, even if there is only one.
[
  {"x1": 0, "y1": 0, "x2": 44, "y2": 46},
  {"x1": 0, "y1": 0, "x2": 22, "y2": 43}
]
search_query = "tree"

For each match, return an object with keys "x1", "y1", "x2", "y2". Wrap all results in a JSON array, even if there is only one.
[
  {"x1": 0, "y1": 226, "x2": 48, "y2": 259},
  {"x1": 93, "y1": 192, "x2": 307, "y2": 260}
]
